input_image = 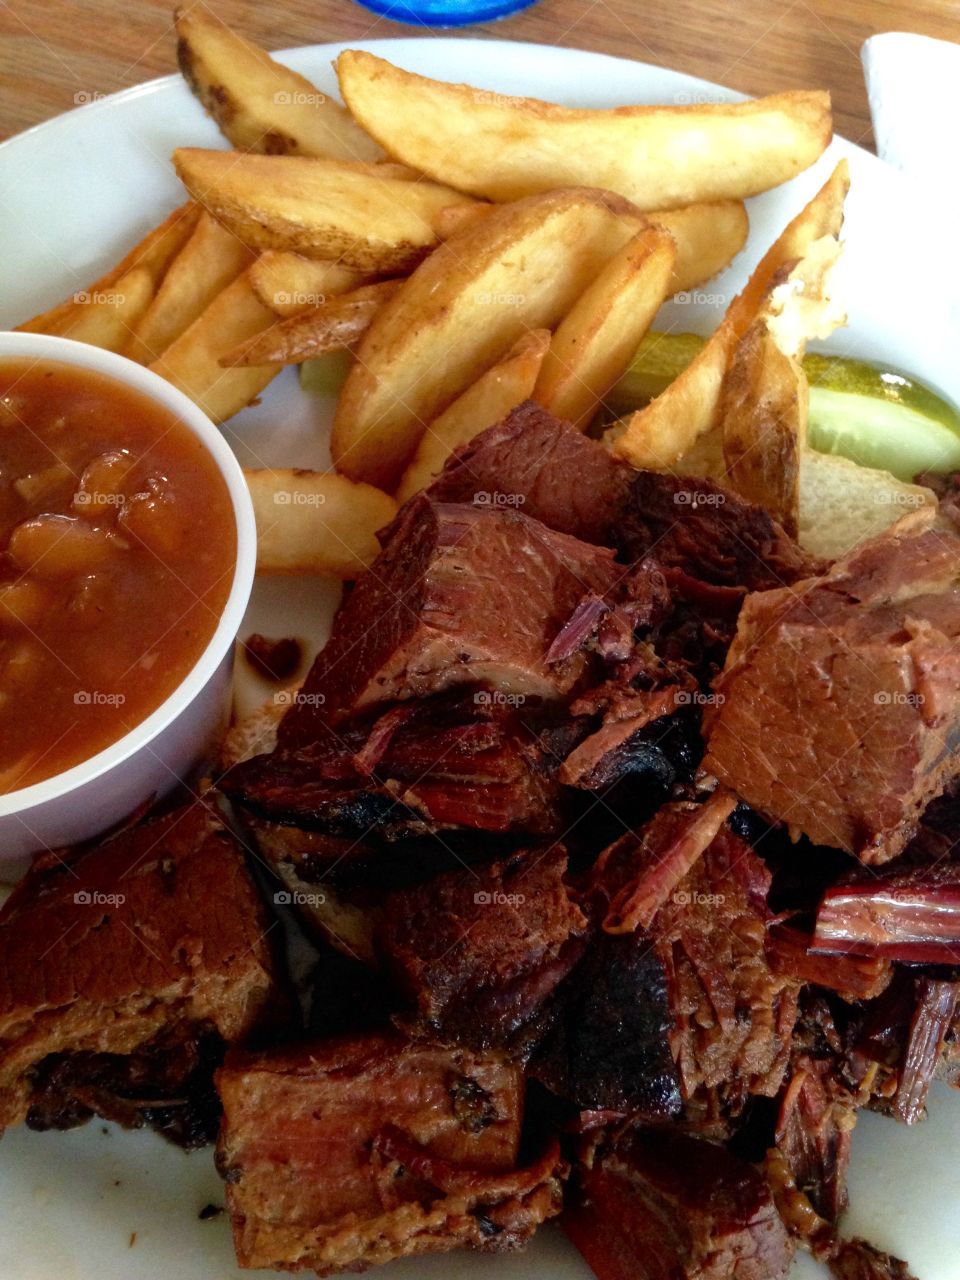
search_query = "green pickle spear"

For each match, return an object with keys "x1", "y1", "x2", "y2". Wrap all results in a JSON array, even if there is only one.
[{"x1": 609, "y1": 332, "x2": 960, "y2": 482}]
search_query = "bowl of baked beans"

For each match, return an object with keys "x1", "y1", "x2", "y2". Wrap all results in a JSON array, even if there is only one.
[{"x1": 0, "y1": 332, "x2": 256, "y2": 860}]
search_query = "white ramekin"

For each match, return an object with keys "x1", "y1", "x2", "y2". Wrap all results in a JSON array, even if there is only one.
[{"x1": 0, "y1": 332, "x2": 256, "y2": 863}]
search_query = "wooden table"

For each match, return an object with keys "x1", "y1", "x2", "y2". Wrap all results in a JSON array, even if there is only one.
[{"x1": 0, "y1": 0, "x2": 957, "y2": 146}]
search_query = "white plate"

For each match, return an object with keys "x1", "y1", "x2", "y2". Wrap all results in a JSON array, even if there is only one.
[{"x1": 1, "y1": 36, "x2": 958, "y2": 1280}]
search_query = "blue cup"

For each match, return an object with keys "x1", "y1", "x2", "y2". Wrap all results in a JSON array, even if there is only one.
[{"x1": 352, "y1": 0, "x2": 539, "y2": 26}]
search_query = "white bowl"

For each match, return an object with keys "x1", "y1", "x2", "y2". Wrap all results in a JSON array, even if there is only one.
[{"x1": 0, "y1": 332, "x2": 256, "y2": 863}]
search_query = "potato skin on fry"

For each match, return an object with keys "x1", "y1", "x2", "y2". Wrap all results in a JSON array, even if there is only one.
[
  {"x1": 611, "y1": 160, "x2": 849, "y2": 470},
  {"x1": 173, "y1": 148, "x2": 474, "y2": 273},
  {"x1": 245, "y1": 470, "x2": 397, "y2": 577},
  {"x1": 337, "y1": 50, "x2": 831, "y2": 208},
  {"x1": 222, "y1": 281, "x2": 401, "y2": 368},
  {"x1": 175, "y1": 8, "x2": 381, "y2": 162}
]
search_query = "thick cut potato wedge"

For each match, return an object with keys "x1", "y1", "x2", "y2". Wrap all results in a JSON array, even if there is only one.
[
  {"x1": 46, "y1": 266, "x2": 155, "y2": 352},
  {"x1": 245, "y1": 469, "x2": 397, "y2": 576},
  {"x1": 16, "y1": 203, "x2": 199, "y2": 337},
  {"x1": 125, "y1": 212, "x2": 255, "y2": 364},
  {"x1": 535, "y1": 226, "x2": 676, "y2": 431},
  {"x1": 718, "y1": 319, "x2": 807, "y2": 537},
  {"x1": 332, "y1": 187, "x2": 649, "y2": 487},
  {"x1": 223, "y1": 280, "x2": 402, "y2": 367},
  {"x1": 650, "y1": 202, "x2": 748, "y2": 294},
  {"x1": 175, "y1": 8, "x2": 381, "y2": 162},
  {"x1": 396, "y1": 330, "x2": 550, "y2": 503},
  {"x1": 248, "y1": 252, "x2": 369, "y2": 317},
  {"x1": 149, "y1": 274, "x2": 279, "y2": 423},
  {"x1": 337, "y1": 50, "x2": 831, "y2": 208},
  {"x1": 610, "y1": 160, "x2": 849, "y2": 470},
  {"x1": 173, "y1": 149, "x2": 475, "y2": 272}
]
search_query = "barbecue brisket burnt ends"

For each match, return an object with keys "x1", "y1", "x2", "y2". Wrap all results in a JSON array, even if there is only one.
[
  {"x1": 216, "y1": 1033, "x2": 563, "y2": 1274},
  {"x1": 378, "y1": 844, "x2": 589, "y2": 1050},
  {"x1": 275, "y1": 494, "x2": 620, "y2": 735},
  {"x1": 565, "y1": 1126, "x2": 795, "y2": 1280},
  {"x1": 0, "y1": 799, "x2": 285, "y2": 1147},
  {"x1": 429, "y1": 401, "x2": 818, "y2": 592},
  {"x1": 704, "y1": 516, "x2": 960, "y2": 863}
]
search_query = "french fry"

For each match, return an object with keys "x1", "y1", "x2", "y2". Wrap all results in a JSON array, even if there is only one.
[
  {"x1": 248, "y1": 251, "x2": 369, "y2": 317},
  {"x1": 175, "y1": 8, "x2": 382, "y2": 162},
  {"x1": 125, "y1": 212, "x2": 255, "y2": 364},
  {"x1": 332, "y1": 187, "x2": 648, "y2": 488},
  {"x1": 651, "y1": 201, "x2": 748, "y2": 294},
  {"x1": 48, "y1": 266, "x2": 155, "y2": 352},
  {"x1": 245, "y1": 469, "x2": 397, "y2": 576},
  {"x1": 434, "y1": 203, "x2": 494, "y2": 240},
  {"x1": 535, "y1": 226, "x2": 676, "y2": 430},
  {"x1": 718, "y1": 319, "x2": 806, "y2": 537},
  {"x1": 149, "y1": 273, "x2": 279, "y2": 423},
  {"x1": 16, "y1": 203, "x2": 199, "y2": 337},
  {"x1": 337, "y1": 50, "x2": 832, "y2": 208},
  {"x1": 222, "y1": 280, "x2": 402, "y2": 367},
  {"x1": 610, "y1": 160, "x2": 849, "y2": 470},
  {"x1": 173, "y1": 148, "x2": 475, "y2": 272},
  {"x1": 396, "y1": 330, "x2": 551, "y2": 503}
]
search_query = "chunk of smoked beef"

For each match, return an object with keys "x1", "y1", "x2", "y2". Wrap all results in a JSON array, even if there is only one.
[
  {"x1": 378, "y1": 845, "x2": 588, "y2": 1050},
  {"x1": 531, "y1": 928, "x2": 681, "y2": 1119},
  {"x1": 814, "y1": 864, "x2": 960, "y2": 963},
  {"x1": 277, "y1": 497, "x2": 619, "y2": 736},
  {"x1": 0, "y1": 800, "x2": 284, "y2": 1143},
  {"x1": 216, "y1": 1034, "x2": 562, "y2": 1274},
  {"x1": 705, "y1": 521, "x2": 960, "y2": 863},
  {"x1": 565, "y1": 1127, "x2": 794, "y2": 1280}
]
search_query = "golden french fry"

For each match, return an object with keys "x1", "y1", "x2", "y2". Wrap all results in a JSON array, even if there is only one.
[
  {"x1": 610, "y1": 160, "x2": 849, "y2": 470},
  {"x1": 175, "y1": 7, "x2": 382, "y2": 162},
  {"x1": 651, "y1": 201, "x2": 748, "y2": 294},
  {"x1": 718, "y1": 320, "x2": 807, "y2": 537},
  {"x1": 47, "y1": 266, "x2": 154, "y2": 352},
  {"x1": 535, "y1": 226, "x2": 676, "y2": 431},
  {"x1": 248, "y1": 251, "x2": 370, "y2": 317},
  {"x1": 396, "y1": 330, "x2": 551, "y2": 503},
  {"x1": 149, "y1": 273, "x2": 279, "y2": 423},
  {"x1": 434, "y1": 203, "x2": 494, "y2": 240},
  {"x1": 245, "y1": 469, "x2": 397, "y2": 576},
  {"x1": 173, "y1": 148, "x2": 475, "y2": 272},
  {"x1": 15, "y1": 203, "x2": 199, "y2": 337},
  {"x1": 337, "y1": 50, "x2": 832, "y2": 208},
  {"x1": 125, "y1": 212, "x2": 255, "y2": 364},
  {"x1": 222, "y1": 280, "x2": 402, "y2": 367},
  {"x1": 332, "y1": 187, "x2": 648, "y2": 488}
]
